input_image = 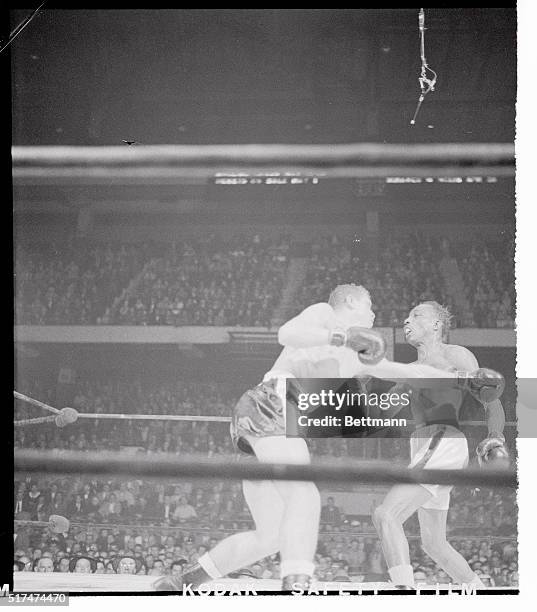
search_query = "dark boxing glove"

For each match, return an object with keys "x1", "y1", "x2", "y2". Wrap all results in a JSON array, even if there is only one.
[
  {"x1": 458, "y1": 368, "x2": 505, "y2": 403},
  {"x1": 330, "y1": 327, "x2": 387, "y2": 365},
  {"x1": 476, "y1": 432, "x2": 509, "y2": 467}
]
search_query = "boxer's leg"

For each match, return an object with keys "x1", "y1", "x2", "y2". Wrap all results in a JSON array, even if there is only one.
[
  {"x1": 372, "y1": 484, "x2": 432, "y2": 587},
  {"x1": 251, "y1": 436, "x2": 321, "y2": 583},
  {"x1": 418, "y1": 507, "x2": 484, "y2": 587},
  {"x1": 198, "y1": 477, "x2": 284, "y2": 578},
  {"x1": 185, "y1": 435, "x2": 319, "y2": 587}
]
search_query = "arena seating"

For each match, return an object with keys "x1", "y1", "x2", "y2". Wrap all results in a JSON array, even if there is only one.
[{"x1": 15, "y1": 231, "x2": 514, "y2": 329}]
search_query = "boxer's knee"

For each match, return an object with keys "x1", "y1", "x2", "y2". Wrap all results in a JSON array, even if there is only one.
[
  {"x1": 421, "y1": 535, "x2": 450, "y2": 563},
  {"x1": 252, "y1": 529, "x2": 280, "y2": 556},
  {"x1": 278, "y1": 480, "x2": 320, "y2": 509},
  {"x1": 372, "y1": 504, "x2": 398, "y2": 530}
]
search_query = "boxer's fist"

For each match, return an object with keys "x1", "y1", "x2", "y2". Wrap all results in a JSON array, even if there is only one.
[
  {"x1": 460, "y1": 368, "x2": 505, "y2": 403},
  {"x1": 476, "y1": 433, "x2": 509, "y2": 467},
  {"x1": 345, "y1": 327, "x2": 387, "y2": 365}
]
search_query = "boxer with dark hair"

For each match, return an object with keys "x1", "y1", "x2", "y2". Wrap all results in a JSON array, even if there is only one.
[{"x1": 364, "y1": 301, "x2": 507, "y2": 589}]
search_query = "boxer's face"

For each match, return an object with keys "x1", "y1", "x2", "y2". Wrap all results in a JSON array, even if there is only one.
[{"x1": 403, "y1": 304, "x2": 439, "y2": 346}]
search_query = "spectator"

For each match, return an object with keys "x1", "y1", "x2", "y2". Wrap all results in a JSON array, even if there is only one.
[
  {"x1": 116, "y1": 556, "x2": 138, "y2": 575},
  {"x1": 33, "y1": 557, "x2": 54, "y2": 573},
  {"x1": 172, "y1": 496, "x2": 197, "y2": 523},
  {"x1": 69, "y1": 557, "x2": 95, "y2": 574},
  {"x1": 149, "y1": 559, "x2": 165, "y2": 576},
  {"x1": 56, "y1": 558, "x2": 70, "y2": 573},
  {"x1": 171, "y1": 560, "x2": 187, "y2": 578},
  {"x1": 321, "y1": 497, "x2": 342, "y2": 525},
  {"x1": 17, "y1": 556, "x2": 33, "y2": 572}
]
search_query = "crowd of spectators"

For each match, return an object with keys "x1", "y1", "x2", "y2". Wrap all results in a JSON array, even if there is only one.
[
  {"x1": 15, "y1": 240, "x2": 150, "y2": 325},
  {"x1": 13, "y1": 472, "x2": 517, "y2": 586},
  {"x1": 15, "y1": 229, "x2": 515, "y2": 329},
  {"x1": 458, "y1": 237, "x2": 515, "y2": 328},
  {"x1": 107, "y1": 235, "x2": 289, "y2": 327},
  {"x1": 296, "y1": 232, "x2": 451, "y2": 327}
]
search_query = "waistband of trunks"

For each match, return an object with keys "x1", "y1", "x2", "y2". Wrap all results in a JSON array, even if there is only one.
[{"x1": 412, "y1": 423, "x2": 465, "y2": 438}]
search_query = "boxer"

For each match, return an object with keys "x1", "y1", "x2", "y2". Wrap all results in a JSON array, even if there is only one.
[
  {"x1": 154, "y1": 284, "x2": 385, "y2": 591},
  {"x1": 363, "y1": 301, "x2": 507, "y2": 589},
  {"x1": 154, "y1": 291, "x2": 503, "y2": 592}
]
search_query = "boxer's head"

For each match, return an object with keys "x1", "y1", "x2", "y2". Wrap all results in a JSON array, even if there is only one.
[
  {"x1": 328, "y1": 284, "x2": 375, "y2": 328},
  {"x1": 404, "y1": 301, "x2": 452, "y2": 346}
]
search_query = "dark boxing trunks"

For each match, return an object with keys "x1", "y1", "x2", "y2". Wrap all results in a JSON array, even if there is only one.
[{"x1": 230, "y1": 379, "x2": 285, "y2": 455}]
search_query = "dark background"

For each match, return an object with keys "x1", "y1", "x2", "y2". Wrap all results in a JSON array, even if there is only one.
[{"x1": 11, "y1": 8, "x2": 516, "y2": 145}]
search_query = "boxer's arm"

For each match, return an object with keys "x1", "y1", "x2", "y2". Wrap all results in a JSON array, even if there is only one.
[
  {"x1": 358, "y1": 357, "x2": 457, "y2": 383},
  {"x1": 277, "y1": 303, "x2": 337, "y2": 348},
  {"x1": 447, "y1": 345, "x2": 505, "y2": 436},
  {"x1": 483, "y1": 398, "x2": 506, "y2": 437}
]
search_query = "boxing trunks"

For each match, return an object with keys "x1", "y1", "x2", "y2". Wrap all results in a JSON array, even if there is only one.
[
  {"x1": 230, "y1": 375, "x2": 291, "y2": 455},
  {"x1": 409, "y1": 423, "x2": 469, "y2": 510}
]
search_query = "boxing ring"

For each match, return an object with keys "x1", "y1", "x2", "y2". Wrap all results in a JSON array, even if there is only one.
[
  {"x1": 11, "y1": 573, "x2": 401, "y2": 593},
  {"x1": 14, "y1": 388, "x2": 517, "y2": 592},
  {"x1": 13, "y1": 142, "x2": 517, "y2": 593},
  {"x1": 12, "y1": 143, "x2": 514, "y2": 182}
]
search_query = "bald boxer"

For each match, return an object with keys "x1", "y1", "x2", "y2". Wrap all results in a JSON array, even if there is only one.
[
  {"x1": 364, "y1": 301, "x2": 507, "y2": 589},
  {"x1": 155, "y1": 284, "x2": 386, "y2": 591}
]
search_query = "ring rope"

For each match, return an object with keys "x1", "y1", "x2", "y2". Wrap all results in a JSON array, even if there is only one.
[
  {"x1": 77, "y1": 412, "x2": 230, "y2": 422},
  {"x1": 14, "y1": 391, "x2": 516, "y2": 427},
  {"x1": 14, "y1": 391, "x2": 60, "y2": 414},
  {"x1": 15, "y1": 415, "x2": 58, "y2": 427},
  {"x1": 11, "y1": 143, "x2": 515, "y2": 179},
  {"x1": 15, "y1": 449, "x2": 516, "y2": 488}
]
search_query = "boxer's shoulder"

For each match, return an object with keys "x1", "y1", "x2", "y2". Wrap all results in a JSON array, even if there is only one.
[
  {"x1": 443, "y1": 344, "x2": 479, "y2": 370},
  {"x1": 298, "y1": 302, "x2": 336, "y2": 321}
]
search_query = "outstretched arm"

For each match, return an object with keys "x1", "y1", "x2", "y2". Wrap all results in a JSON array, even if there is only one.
[
  {"x1": 359, "y1": 358, "x2": 457, "y2": 384},
  {"x1": 358, "y1": 345, "x2": 506, "y2": 404}
]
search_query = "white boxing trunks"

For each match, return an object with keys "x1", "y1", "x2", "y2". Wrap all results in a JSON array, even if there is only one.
[{"x1": 409, "y1": 424, "x2": 469, "y2": 510}]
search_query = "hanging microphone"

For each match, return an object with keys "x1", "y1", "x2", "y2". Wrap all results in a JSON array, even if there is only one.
[
  {"x1": 410, "y1": 8, "x2": 437, "y2": 125},
  {"x1": 410, "y1": 94, "x2": 425, "y2": 126}
]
